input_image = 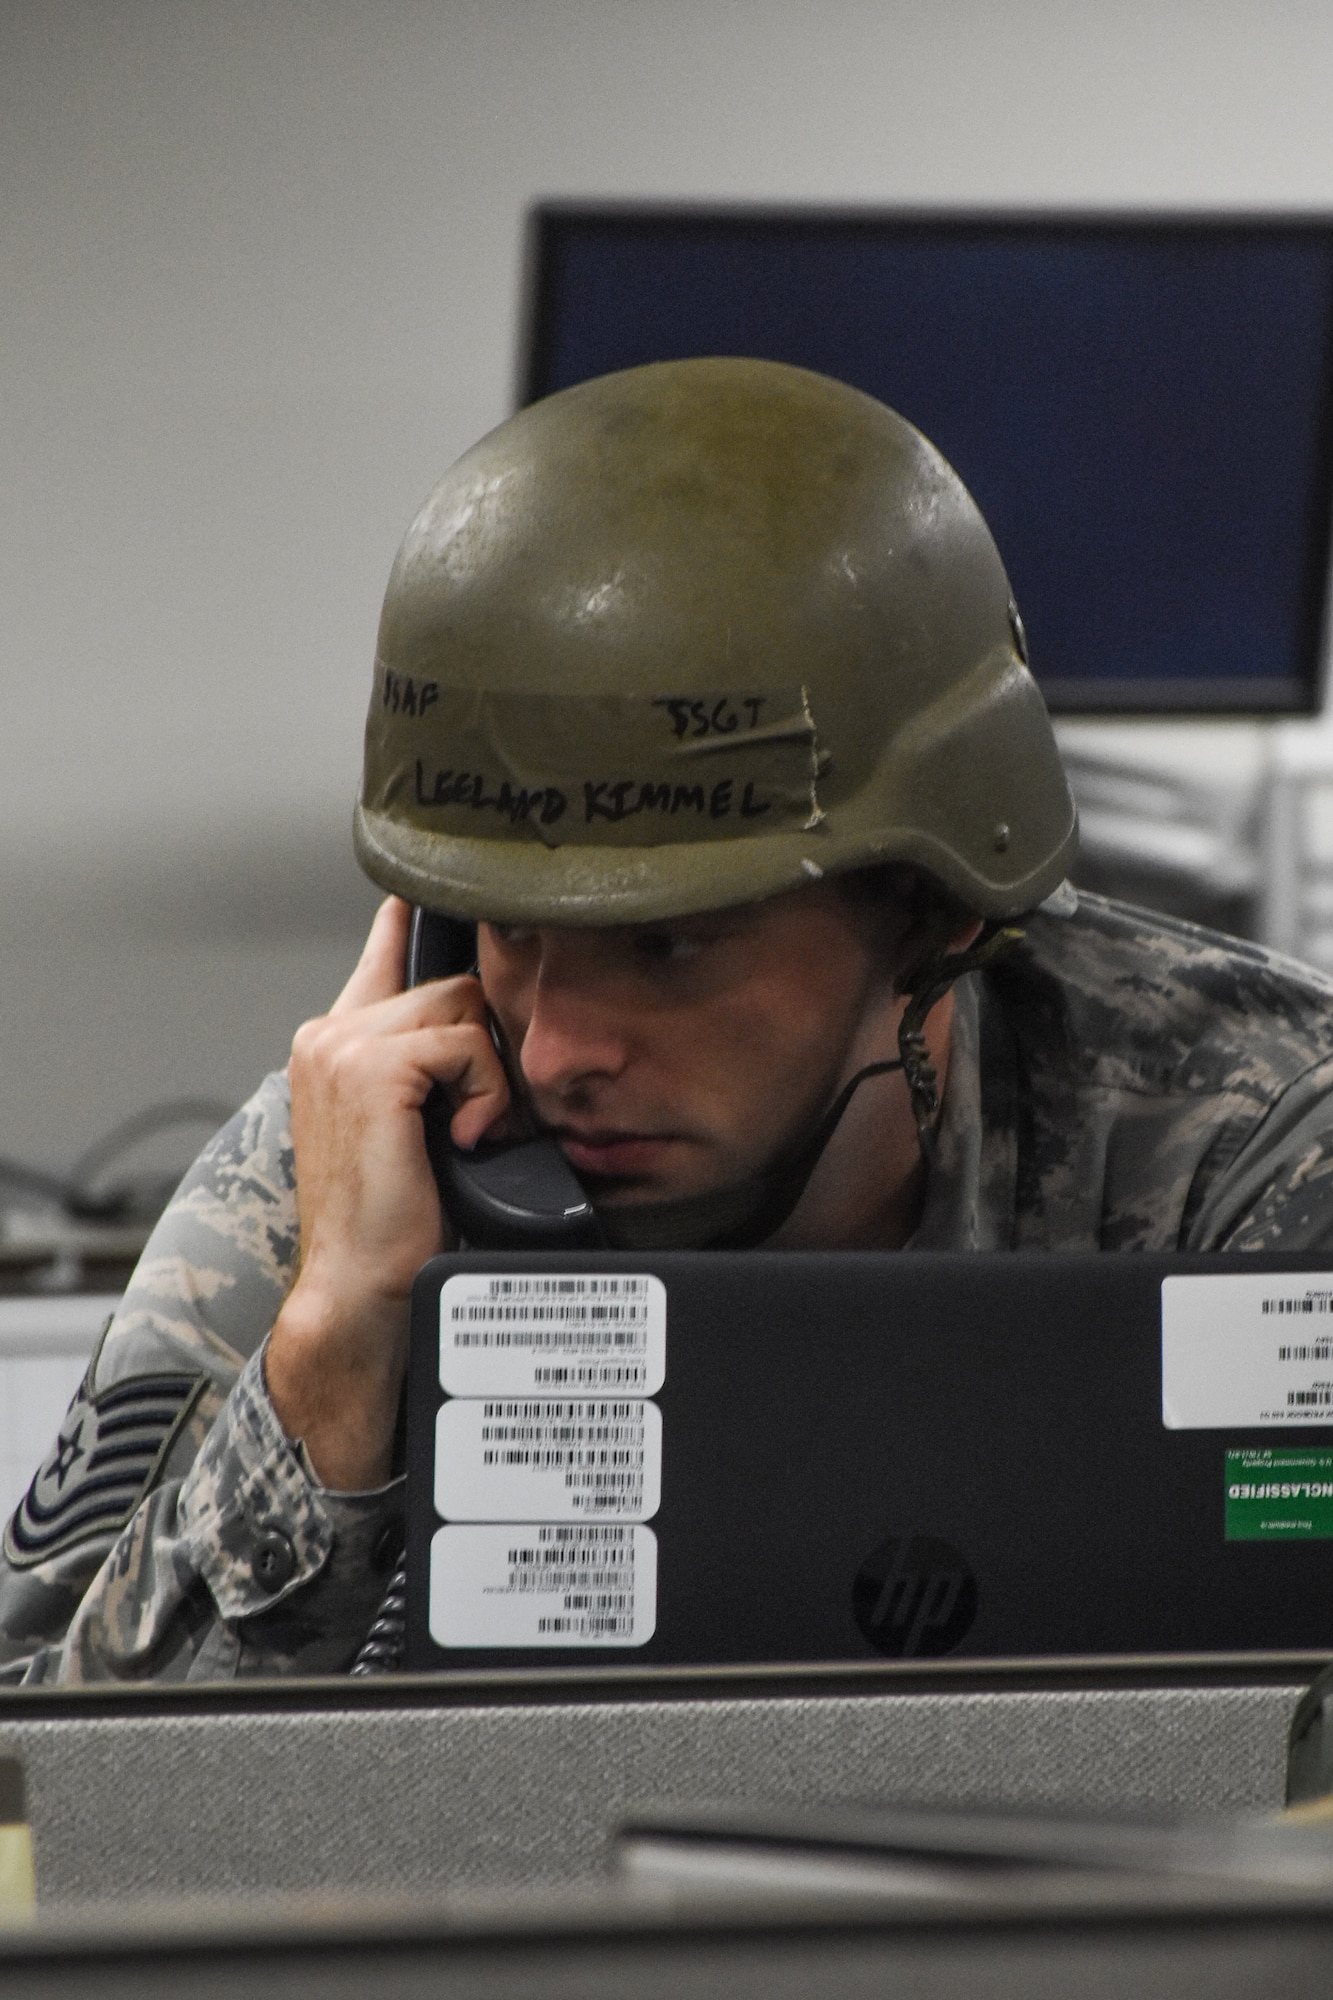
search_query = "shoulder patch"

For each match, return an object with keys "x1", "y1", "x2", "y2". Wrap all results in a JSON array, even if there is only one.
[{"x1": 3, "y1": 1369, "x2": 207, "y2": 1570}]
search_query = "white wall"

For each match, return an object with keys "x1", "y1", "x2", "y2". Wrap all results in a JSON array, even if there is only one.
[{"x1": 7, "y1": 0, "x2": 1333, "y2": 1169}]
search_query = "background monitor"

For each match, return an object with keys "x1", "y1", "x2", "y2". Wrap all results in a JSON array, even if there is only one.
[{"x1": 520, "y1": 206, "x2": 1333, "y2": 716}]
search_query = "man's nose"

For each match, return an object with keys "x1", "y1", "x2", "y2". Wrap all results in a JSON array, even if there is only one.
[{"x1": 517, "y1": 942, "x2": 629, "y2": 1097}]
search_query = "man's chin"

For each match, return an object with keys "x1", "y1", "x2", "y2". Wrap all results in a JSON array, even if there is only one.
[
  {"x1": 573, "y1": 1161, "x2": 744, "y2": 1211},
  {"x1": 574, "y1": 1171, "x2": 702, "y2": 1209},
  {"x1": 585, "y1": 1165, "x2": 778, "y2": 1252}
]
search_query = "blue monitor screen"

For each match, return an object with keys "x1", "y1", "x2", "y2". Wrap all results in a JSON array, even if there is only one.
[{"x1": 520, "y1": 209, "x2": 1333, "y2": 714}]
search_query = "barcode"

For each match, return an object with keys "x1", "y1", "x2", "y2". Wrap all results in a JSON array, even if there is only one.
[
  {"x1": 1264, "y1": 1296, "x2": 1333, "y2": 1315},
  {"x1": 528, "y1": 1525, "x2": 632, "y2": 1545},
  {"x1": 537, "y1": 1615, "x2": 635, "y2": 1636},
  {"x1": 1279, "y1": 1346, "x2": 1333, "y2": 1361},
  {"x1": 454, "y1": 1304, "x2": 647, "y2": 1322},
  {"x1": 481, "y1": 1425, "x2": 644, "y2": 1444},
  {"x1": 482, "y1": 1448, "x2": 644, "y2": 1468},
  {"x1": 451, "y1": 1327, "x2": 644, "y2": 1349},
  {"x1": 483, "y1": 1278, "x2": 648, "y2": 1297},
  {"x1": 480, "y1": 1400, "x2": 641, "y2": 1419},
  {"x1": 533, "y1": 1364, "x2": 647, "y2": 1386},
  {"x1": 1288, "y1": 1389, "x2": 1333, "y2": 1406}
]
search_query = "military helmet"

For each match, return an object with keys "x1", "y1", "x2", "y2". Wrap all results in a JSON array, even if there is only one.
[{"x1": 354, "y1": 357, "x2": 1076, "y2": 924}]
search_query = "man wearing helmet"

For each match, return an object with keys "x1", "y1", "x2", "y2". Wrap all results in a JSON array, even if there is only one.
[{"x1": 7, "y1": 358, "x2": 1333, "y2": 1681}]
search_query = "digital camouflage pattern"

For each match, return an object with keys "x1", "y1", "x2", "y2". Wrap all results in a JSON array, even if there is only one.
[
  {"x1": 0, "y1": 1077, "x2": 401, "y2": 1683},
  {"x1": 917, "y1": 890, "x2": 1333, "y2": 1254},
  {"x1": 6, "y1": 889, "x2": 1333, "y2": 1682}
]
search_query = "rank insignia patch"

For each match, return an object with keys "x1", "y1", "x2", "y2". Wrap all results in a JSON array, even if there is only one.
[{"x1": 3, "y1": 1369, "x2": 207, "y2": 1568}]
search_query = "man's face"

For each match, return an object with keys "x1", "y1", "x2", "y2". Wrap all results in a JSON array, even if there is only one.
[{"x1": 477, "y1": 882, "x2": 911, "y2": 1210}]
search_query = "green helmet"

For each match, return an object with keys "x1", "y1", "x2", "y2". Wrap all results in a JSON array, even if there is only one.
[{"x1": 354, "y1": 357, "x2": 1076, "y2": 924}]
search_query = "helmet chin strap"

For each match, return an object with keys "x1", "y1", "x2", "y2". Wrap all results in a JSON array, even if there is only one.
[{"x1": 595, "y1": 924, "x2": 1024, "y2": 1254}]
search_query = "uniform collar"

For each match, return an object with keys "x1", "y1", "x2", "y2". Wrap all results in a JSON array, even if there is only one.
[{"x1": 907, "y1": 972, "x2": 1019, "y2": 1252}]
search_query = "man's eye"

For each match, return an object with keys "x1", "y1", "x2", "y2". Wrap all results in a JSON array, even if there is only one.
[
  {"x1": 634, "y1": 929, "x2": 706, "y2": 964},
  {"x1": 487, "y1": 923, "x2": 536, "y2": 949}
]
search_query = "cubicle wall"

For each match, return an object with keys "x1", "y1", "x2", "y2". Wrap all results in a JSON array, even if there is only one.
[
  {"x1": 0, "y1": 1663, "x2": 1314, "y2": 1908},
  {"x1": 0, "y1": 1296, "x2": 110, "y2": 1523}
]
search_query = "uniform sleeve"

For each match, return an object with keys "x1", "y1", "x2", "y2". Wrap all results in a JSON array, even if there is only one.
[
  {"x1": 50, "y1": 1347, "x2": 404, "y2": 1683},
  {"x1": 0, "y1": 1071, "x2": 403, "y2": 1684},
  {"x1": 1184, "y1": 1053, "x2": 1333, "y2": 1251}
]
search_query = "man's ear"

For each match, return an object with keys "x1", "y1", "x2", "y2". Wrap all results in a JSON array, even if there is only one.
[{"x1": 891, "y1": 896, "x2": 982, "y2": 999}]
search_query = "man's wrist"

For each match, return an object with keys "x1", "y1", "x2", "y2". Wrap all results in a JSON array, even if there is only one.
[{"x1": 264, "y1": 1274, "x2": 407, "y2": 1491}]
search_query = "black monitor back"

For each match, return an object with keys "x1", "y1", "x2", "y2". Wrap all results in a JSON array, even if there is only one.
[
  {"x1": 406, "y1": 1250, "x2": 1333, "y2": 1672},
  {"x1": 520, "y1": 206, "x2": 1333, "y2": 717}
]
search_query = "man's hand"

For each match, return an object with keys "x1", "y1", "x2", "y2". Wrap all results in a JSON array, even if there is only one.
[{"x1": 264, "y1": 898, "x2": 508, "y2": 1490}]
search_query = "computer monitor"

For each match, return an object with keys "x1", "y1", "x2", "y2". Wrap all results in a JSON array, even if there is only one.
[{"x1": 519, "y1": 206, "x2": 1333, "y2": 716}]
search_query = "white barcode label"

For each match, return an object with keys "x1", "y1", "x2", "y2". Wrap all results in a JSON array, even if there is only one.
[
  {"x1": 435, "y1": 1396, "x2": 662, "y2": 1520},
  {"x1": 439, "y1": 1273, "x2": 666, "y2": 1395},
  {"x1": 429, "y1": 1522, "x2": 657, "y2": 1647},
  {"x1": 1163, "y1": 1273, "x2": 1333, "y2": 1428}
]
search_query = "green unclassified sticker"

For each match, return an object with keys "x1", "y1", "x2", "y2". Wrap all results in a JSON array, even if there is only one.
[{"x1": 1226, "y1": 1449, "x2": 1333, "y2": 1540}]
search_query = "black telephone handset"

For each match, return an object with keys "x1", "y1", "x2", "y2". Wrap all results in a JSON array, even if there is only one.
[
  {"x1": 353, "y1": 907, "x2": 604, "y2": 1678},
  {"x1": 406, "y1": 906, "x2": 604, "y2": 1250}
]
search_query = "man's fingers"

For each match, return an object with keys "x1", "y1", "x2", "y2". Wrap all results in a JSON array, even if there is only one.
[
  {"x1": 391, "y1": 1021, "x2": 512, "y2": 1151},
  {"x1": 446, "y1": 1050, "x2": 514, "y2": 1151},
  {"x1": 330, "y1": 897, "x2": 413, "y2": 1015},
  {"x1": 291, "y1": 1013, "x2": 511, "y2": 1151},
  {"x1": 377, "y1": 1019, "x2": 510, "y2": 1152},
  {"x1": 319, "y1": 970, "x2": 490, "y2": 1045},
  {"x1": 400, "y1": 1020, "x2": 509, "y2": 1131}
]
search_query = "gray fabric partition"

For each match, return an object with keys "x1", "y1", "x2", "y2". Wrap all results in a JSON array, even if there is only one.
[{"x1": 0, "y1": 1678, "x2": 1307, "y2": 1907}]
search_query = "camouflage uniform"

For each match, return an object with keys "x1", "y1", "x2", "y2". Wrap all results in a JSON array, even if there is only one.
[
  {"x1": 7, "y1": 889, "x2": 1333, "y2": 1684},
  {"x1": 0, "y1": 1080, "x2": 400, "y2": 1683}
]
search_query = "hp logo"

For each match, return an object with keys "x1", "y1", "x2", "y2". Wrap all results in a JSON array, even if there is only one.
[{"x1": 852, "y1": 1534, "x2": 978, "y2": 1658}]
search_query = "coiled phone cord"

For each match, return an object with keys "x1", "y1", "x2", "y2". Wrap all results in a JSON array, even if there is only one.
[{"x1": 350, "y1": 1553, "x2": 408, "y2": 1675}]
